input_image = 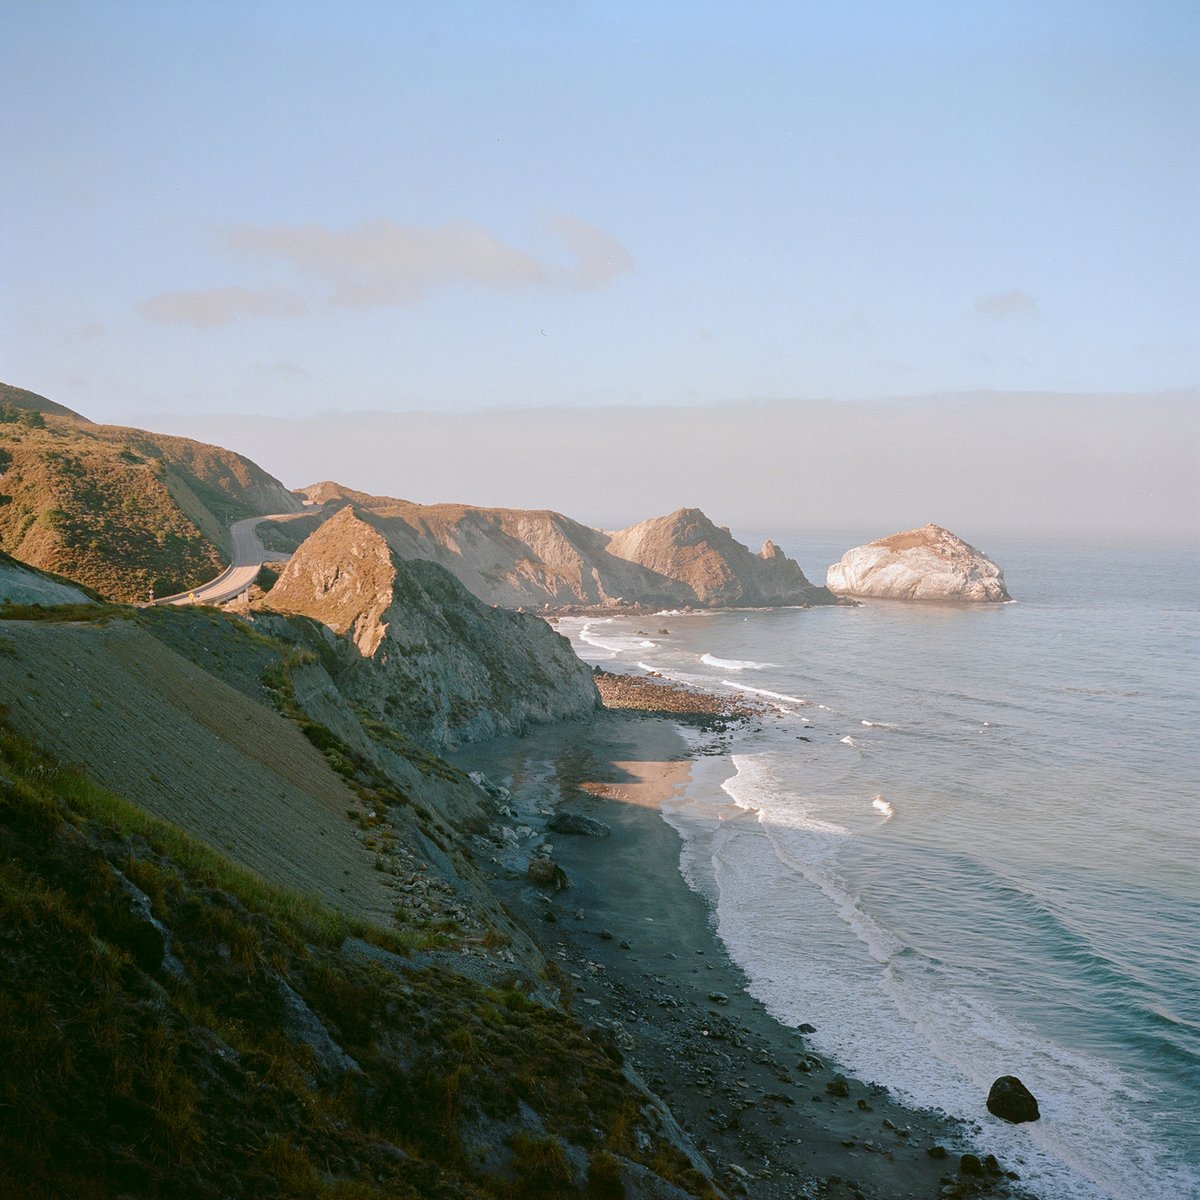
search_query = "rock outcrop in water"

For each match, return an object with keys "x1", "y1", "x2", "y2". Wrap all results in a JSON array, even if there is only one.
[
  {"x1": 826, "y1": 524, "x2": 1010, "y2": 603},
  {"x1": 260, "y1": 506, "x2": 600, "y2": 750},
  {"x1": 297, "y1": 483, "x2": 834, "y2": 609},
  {"x1": 986, "y1": 1075, "x2": 1041, "y2": 1123}
]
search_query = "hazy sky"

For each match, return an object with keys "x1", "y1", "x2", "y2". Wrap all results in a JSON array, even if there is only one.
[
  {"x1": 142, "y1": 390, "x2": 1199, "y2": 547},
  {"x1": 2, "y1": 4, "x2": 1197, "y2": 541},
  {"x1": 4, "y1": 2, "x2": 1197, "y2": 414}
]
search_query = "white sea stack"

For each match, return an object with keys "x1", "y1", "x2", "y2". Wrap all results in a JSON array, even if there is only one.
[{"x1": 826, "y1": 524, "x2": 1011, "y2": 603}]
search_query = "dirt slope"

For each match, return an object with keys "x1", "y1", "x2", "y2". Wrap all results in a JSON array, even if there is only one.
[
  {"x1": 0, "y1": 549, "x2": 95, "y2": 605},
  {"x1": 0, "y1": 616, "x2": 394, "y2": 920}
]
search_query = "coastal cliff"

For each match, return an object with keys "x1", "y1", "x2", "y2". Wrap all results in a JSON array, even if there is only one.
[
  {"x1": 606, "y1": 507, "x2": 831, "y2": 606},
  {"x1": 297, "y1": 483, "x2": 834, "y2": 610},
  {"x1": 259, "y1": 506, "x2": 600, "y2": 750},
  {"x1": 826, "y1": 524, "x2": 1010, "y2": 602}
]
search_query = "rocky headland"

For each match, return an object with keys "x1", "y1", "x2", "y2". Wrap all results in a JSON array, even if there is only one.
[
  {"x1": 294, "y1": 483, "x2": 835, "y2": 611},
  {"x1": 826, "y1": 524, "x2": 1011, "y2": 603},
  {"x1": 257, "y1": 505, "x2": 600, "y2": 751}
]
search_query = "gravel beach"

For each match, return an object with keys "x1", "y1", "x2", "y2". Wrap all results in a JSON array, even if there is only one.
[{"x1": 454, "y1": 705, "x2": 1030, "y2": 1200}]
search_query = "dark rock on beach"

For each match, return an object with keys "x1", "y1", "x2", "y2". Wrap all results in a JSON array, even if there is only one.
[
  {"x1": 987, "y1": 1075, "x2": 1040, "y2": 1123},
  {"x1": 549, "y1": 811, "x2": 612, "y2": 837},
  {"x1": 960, "y1": 1151, "x2": 985, "y2": 1177},
  {"x1": 527, "y1": 853, "x2": 570, "y2": 891}
]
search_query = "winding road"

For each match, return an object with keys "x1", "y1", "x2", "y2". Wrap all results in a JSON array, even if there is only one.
[{"x1": 156, "y1": 514, "x2": 295, "y2": 606}]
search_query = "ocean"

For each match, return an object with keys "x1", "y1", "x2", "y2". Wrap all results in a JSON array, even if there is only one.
[{"x1": 558, "y1": 536, "x2": 1199, "y2": 1200}]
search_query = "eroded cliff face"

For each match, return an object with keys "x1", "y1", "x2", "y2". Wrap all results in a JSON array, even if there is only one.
[
  {"x1": 826, "y1": 524, "x2": 1011, "y2": 602},
  {"x1": 260, "y1": 506, "x2": 600, "y2": 749},
  {"x1": 299, "y1": 484, "x2": 834, "y2": 609},
  {"x1": 606, "y1": 507, "x2": 833, "y2": 606}
]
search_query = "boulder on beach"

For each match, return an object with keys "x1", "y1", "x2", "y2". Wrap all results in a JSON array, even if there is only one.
[
  {"x1": 826, "y1": 524, "x2": 1010, "y2": 603},
  {"x1": 548, "y1": 811, "x2": 611, "y2": 838},
  {"x1": 986, "y1": 1075, "x2": 1040, "y2": 1123},
  {"x1": 527, "y1": 854, "x2": 570, "y2": 891}
]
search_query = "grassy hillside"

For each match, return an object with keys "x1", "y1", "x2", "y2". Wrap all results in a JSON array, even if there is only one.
[
  {"x1": 0, "y1": 384, "x2": 300, "y2": 601},
  {"x1": 0, "y1": 381, "x2": 90, "y2": 421},
  {"x1": 0, "y1": 720, "x2": 713, "y2": 1200}
]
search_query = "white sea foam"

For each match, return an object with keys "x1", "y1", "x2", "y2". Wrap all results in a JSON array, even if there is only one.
[
  {"x1": 700, "y1": 653, "x2": 775, "y2": 671},
  {"x1": 577, "y1": 619, "x2": 653, "y2": 658},
  {"x1": 861, "y1": 719, "x2": 898, "y2": 730},
  {"x1": 727, "y1": 683, "x2": 810, "y2": 706},
  {"x1": 638, "y1": 639, "x2": 656, "y2": 647},
  {"x1": 697, "y1": 743, "x2": 1192, "y2": 1200},
  {"x1": 872, "y1": 796, "x2": 893, "y2": 819},
  {"x1": 576, "y1": 620, "x2": 619, "y2": 657},
  {"x1": 641, "y1": 558, "x2": 1200, "y2": 1200}
]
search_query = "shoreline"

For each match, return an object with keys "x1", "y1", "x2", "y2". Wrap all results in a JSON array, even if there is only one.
[{"x1": 453, "y1": 710, "x2": 1029, "y2": 1200}]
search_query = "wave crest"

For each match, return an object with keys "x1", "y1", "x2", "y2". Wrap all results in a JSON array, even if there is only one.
[{"x1": 701, "y1": 652, "x2": 775, "y2": 671}]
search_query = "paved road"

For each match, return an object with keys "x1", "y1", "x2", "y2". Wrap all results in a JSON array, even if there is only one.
[{"x1": 156, "y1": 514, "x2": 293, "y2": 606}]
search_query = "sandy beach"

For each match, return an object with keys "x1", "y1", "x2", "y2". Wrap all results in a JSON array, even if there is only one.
[{"x1": 453, "y1": 709, "x2": 1028, "y2": 1200}]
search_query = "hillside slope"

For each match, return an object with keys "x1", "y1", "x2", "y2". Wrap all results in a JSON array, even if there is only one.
[
  {"x1": 0, "y1": 613, "x2": 394, "y2": 920},
  {"x1": 260, "y1": 506, "x2": 601, "y2": 749},
  {"x1": 0, "y1": 380, "x2": 90, "y2": 421},
  {"x1": 0, "y1": 381, "x2": 301, "y2": 601},
  {"x1": 299, "y1": 484, "x2": 833, "y2": 610},
  {"x1": 0, "y1": 548, "x2": 95, "y2": 605},
  {"x1": 0, "y1": 715, "x2": 716, "y2": 1200}
]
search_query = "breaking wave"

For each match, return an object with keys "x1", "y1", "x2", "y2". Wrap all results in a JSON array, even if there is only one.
[
  {"x1": 727, "y1": 683, "x2": 810, "y2": 706},
  {"x1": 700, "y1": 653, "x2": 775, "y2": 671}
]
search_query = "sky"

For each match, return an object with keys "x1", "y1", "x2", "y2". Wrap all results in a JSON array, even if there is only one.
[{"x1": 2, "y1": 2, "x2": 1197, "y2": 539}]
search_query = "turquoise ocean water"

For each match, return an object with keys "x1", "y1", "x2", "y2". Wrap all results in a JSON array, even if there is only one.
[{"x1": 560, "y1": 538, "x2": 1199, "y2": 1200}]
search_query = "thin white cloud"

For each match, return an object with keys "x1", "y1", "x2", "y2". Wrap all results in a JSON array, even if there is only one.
[
  {"x1": 224, "y1": 216, "x2": 634, "y2": 307},
  {"x1": 139, "y1": 286, "x2": 307, "y2": 329},
  {"x1": 251, "y1": 361, "x2": 310, "y2": 378},
  {"x1": 64, "y1": 322, "x2": 107, "y2": 345},
  {"x1": 974, "y1": 289, "x2": 1040, "y2": 319},
  {"x1": 137, "y1": 217, "x2": 634, "y2": 327},
  {"x1": 545, "y1": 214, "x2": 635, "y2": 289}
]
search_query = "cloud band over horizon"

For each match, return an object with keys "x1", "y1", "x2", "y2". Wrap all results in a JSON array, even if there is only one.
[{"x1": 137, "y1": 216, "x2": 634, "y2": 328}]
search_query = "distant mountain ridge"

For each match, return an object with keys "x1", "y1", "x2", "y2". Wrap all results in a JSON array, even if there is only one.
[
  {"x1": 298, "y1": 482, "x2": 834, "y2": 610},
  {"x1": 1, "y1": 381, "x2": 831, "y2": 612}
]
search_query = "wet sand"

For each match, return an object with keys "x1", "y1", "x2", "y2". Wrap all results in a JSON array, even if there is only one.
[{"x1": 454, "y1": 712, "x2": 1028, "y2": 1200}]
